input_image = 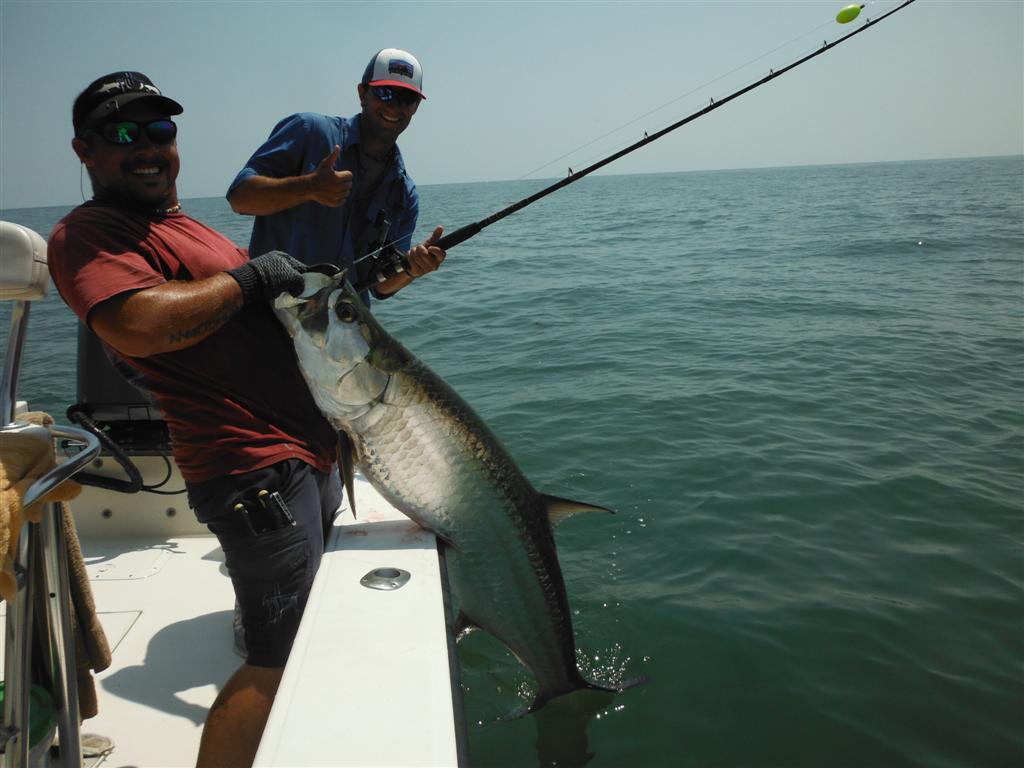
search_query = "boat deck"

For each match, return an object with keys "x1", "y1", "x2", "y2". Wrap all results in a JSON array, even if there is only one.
[{"x1": 71, "y1": 534, "x2": 235, "y2": 768}]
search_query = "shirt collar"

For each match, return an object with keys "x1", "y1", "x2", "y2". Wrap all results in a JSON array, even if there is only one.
[{"x1": 348, "y1": 114, "x2": 407, "y2": 177}]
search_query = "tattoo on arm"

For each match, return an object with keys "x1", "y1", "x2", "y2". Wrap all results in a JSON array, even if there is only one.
[{"x1": 167, "y1": 305, "x2": 239, "y2": 346}]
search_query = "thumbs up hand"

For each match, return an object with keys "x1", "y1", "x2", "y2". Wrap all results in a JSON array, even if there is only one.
[{"x1": 307, "y1": 145, "x2": 353, "y2": 207}]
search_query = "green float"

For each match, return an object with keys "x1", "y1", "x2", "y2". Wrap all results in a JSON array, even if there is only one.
[{"x1": 836, "y1": 4, "x2": 863, "y2": 24}]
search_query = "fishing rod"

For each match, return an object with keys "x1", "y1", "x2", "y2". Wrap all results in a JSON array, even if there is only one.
[{"x1": 354, "y1": 0, "x2": 917, "y2": 292}]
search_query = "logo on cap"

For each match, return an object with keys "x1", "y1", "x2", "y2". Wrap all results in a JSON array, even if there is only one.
[
  {"x1": 95, "y1": 75, "x2": 162, "y2": 97},
  {"x1": 387, "y1": 59, "x2": 415, "y2": 79}
]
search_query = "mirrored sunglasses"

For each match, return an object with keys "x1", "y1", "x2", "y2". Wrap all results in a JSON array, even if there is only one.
[
  {"x1": 369, "y1": 86, "x2": 420, "y2": 106},
  {"x1": 97, "y1": 119, "x2": 178, "y2": 146}
]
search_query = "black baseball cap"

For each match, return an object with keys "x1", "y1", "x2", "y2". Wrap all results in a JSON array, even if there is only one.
[{"x1": 73, "y1": 71, "x2": 183, "y2": 135}]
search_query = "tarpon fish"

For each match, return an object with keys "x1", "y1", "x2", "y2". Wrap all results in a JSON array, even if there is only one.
[{"x1": 274, "y1": 268, "x2": 626, "y2": 711}]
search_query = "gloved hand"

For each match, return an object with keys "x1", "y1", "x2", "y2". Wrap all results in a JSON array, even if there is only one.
[{"x1": 227, "y1": 251, "x2": 308, "y2": 304}]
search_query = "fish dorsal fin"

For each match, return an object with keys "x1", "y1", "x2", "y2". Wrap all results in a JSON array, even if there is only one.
[{"x1": 542, "y1": 494, "x2": 613, "y2": 527}]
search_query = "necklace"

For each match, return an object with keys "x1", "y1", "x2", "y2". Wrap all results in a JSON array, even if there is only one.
[{"x1": 91, "y1": 193, "x2": 182, "y2": 215}]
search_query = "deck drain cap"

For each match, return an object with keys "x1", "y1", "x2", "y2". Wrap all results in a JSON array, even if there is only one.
[{"x1": 361, "y1": 567, "x2": 411, "y2": 591}]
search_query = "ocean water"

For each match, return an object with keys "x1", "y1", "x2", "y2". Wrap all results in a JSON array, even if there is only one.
[{"x1": 2, "y1": 156, "x2": 1022, "y2": 767}]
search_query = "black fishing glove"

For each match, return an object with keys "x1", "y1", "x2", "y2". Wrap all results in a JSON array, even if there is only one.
[{"x1": 227, "y1": 251, "x2": 308, "y2": 304}]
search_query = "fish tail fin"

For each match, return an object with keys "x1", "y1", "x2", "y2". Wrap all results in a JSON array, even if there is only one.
[
  {"x1": 529, "y1": 676, "x2": 647, "y2": 767},
  {"x1": 528, "y1": 672, "x2": 645, "y2": 714},
  {"x1": 542, "y1": 494, "x2": 614, "y2": 527},
  {"x1": 526, "y1": 686, "x2": 612, "y2": 716}
]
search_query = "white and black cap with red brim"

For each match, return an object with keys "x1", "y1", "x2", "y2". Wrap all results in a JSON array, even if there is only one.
[{"x1": 361, "y1": 48, "x2": 426, "y2": 100}]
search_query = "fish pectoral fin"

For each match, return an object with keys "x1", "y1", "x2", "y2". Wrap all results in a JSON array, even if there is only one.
[
  {"x1": 337, "y1": 430, "x2": 357, "y2": 519},
  {"x1": 451, "y1": 610, "x2": 480, "y2": 641},
  {"x1": 541, "y1": 494, "x2": 614, "y2": 527}
]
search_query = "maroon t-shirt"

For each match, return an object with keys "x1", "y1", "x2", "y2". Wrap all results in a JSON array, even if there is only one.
[{"x1": 48, "y1": 202, "x2": 336, "y2": 482}]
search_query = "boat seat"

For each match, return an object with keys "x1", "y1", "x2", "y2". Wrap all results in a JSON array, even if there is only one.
[{"x1": 0, "y1": 221, "x2": 49, "y2": 302}]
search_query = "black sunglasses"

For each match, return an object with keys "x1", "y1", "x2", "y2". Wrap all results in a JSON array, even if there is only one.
[
  {"x1": 369, "y1": 85, "x2": 420, "y2": 107},
  {"x1": 94, "y1": 119, "x2": 178, "y2": 146}
]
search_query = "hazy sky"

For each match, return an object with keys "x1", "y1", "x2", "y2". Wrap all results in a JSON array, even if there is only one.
[{"x1": 1, "y1": 0, "x2": 1021, "y2": 210}]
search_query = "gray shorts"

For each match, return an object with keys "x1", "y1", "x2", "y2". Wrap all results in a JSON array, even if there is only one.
[{"x1": 187, "y1": 459, "x2": 342, "y2": 667}]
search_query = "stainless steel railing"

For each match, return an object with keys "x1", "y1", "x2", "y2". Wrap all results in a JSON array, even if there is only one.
[
  {"x1": 2, "y1": 237, "x2": 102, "y2": 766},
  {"x1": 2, "y1": 423, "x2": 100, "y2": 768}
]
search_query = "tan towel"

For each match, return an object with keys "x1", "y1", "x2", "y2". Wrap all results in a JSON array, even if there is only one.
[
  {"x1": 60, "y1": 497, "x2": 112, "y2": 718},
  {"x1": 0, "y1": 412, "x2": 82, "y2": 602},
  {"x1": 28, "y1": 503, "x2": 112, "y2": 720},
  {"x1": 1, "y1": 412, "x2": 111, "y2": 719}
]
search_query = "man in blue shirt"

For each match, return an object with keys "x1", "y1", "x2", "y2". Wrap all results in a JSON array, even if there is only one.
[{"x1": 227, "y1": 48, "x2": 445, "y2": 299}]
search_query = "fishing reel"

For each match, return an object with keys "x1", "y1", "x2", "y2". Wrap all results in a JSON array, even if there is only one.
[
  {"x1": 353, "y1": 243, "x2": 410, "y2": 293},
  {"x1": 352, "y1": 210, "x2": 411, "y2": 293}
]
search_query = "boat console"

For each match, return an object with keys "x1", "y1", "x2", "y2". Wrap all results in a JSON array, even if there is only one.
[{"x1": 72, "y1": 326, "x2": 169, "y2": 456}]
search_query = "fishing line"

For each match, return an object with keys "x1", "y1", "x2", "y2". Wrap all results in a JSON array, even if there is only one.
[
  {"x1": 517, "y1": 17, "x2": 837, "y2": 182},
  {"x1": 353, "y1": 1, "x2": 916, "y2": 290},
  {"x1": 534, "y1": 0, "x2": 900, "y2": 180}
]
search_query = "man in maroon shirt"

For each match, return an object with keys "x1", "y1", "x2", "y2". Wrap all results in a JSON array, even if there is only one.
[{"x1": 47, "y1": 71, "x2": 353, "y2": 768}]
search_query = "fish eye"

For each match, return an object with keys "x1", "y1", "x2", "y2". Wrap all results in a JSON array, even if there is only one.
[{"x1": 335, "y1": 301, "x2": 358, "y2": 324}]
